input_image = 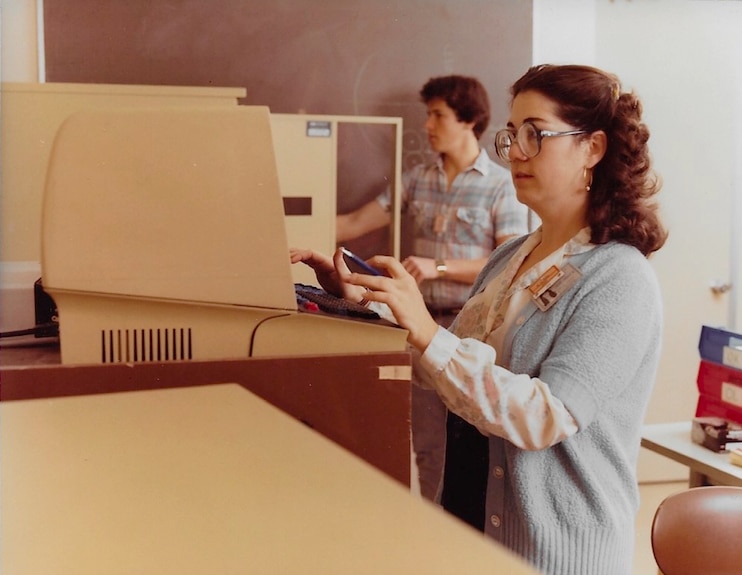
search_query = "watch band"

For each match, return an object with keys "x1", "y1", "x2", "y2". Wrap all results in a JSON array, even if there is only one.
[{"x1": 436, "y1": 260, "x2": 447, "y2": 278}]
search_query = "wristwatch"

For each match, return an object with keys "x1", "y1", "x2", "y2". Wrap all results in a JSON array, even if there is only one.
[{"x1": 436, "y1": 259, "x2": 447, "y2": 278}]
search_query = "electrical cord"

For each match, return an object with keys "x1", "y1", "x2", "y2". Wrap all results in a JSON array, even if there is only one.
[{"x1": 0, "y1": 322, "x2": 59, "y2": 339}]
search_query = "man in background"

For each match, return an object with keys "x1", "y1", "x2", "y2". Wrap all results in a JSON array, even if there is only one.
[{"x1": 336, "y1": 75, "x2": 529, "y2": 501}]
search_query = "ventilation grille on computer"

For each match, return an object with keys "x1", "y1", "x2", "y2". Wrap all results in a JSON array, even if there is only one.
[{"x1": 100, "y1": 328, "x2": 193, "y2": 363}]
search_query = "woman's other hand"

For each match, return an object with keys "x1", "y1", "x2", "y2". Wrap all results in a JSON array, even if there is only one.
[{"x1": 289, "y1": 247, "x2": 367, "y2": 303}]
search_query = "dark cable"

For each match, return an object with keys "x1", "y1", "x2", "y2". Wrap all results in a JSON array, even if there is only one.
[{"x1": 0, "y1": 322, "x2": 59, "y2": 339}]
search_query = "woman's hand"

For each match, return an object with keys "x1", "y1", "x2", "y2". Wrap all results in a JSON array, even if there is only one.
[
  {"x1": 340, "y1": 254, "x2": 441, "y2": 351},
  {"x1": 289, "y1": 247, "x2": 367, "y2": 303}
]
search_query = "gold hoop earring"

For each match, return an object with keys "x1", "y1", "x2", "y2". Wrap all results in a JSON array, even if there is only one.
[{"x1": 583, "y1": 167, "x2": 593, "y2": 192}]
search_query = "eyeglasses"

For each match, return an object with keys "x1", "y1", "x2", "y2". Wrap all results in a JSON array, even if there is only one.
[{"x1": 494, "y1": 122, "x2": 587, "y2": 163}]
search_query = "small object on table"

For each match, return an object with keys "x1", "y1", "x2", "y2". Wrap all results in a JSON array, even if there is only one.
[
  {"x1": 691, "y1": 416, "x2": 742, "y2": 452},
  {"x1": 730, "y1": 447, "x2": 742, "y2": 468}
]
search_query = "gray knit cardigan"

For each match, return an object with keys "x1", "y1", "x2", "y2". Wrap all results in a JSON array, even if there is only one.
[{"x1": 416, "y1": 235, "x2": 663, "y2": 575}]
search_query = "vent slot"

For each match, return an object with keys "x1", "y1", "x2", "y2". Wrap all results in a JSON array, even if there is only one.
[{"x1": 100, "y1": 328, "x2": 192, "y2": 363}]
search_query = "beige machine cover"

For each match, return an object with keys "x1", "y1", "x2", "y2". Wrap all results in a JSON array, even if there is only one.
[{"x1": 42, "y1": 106, "x2": 406, "y2": 363}]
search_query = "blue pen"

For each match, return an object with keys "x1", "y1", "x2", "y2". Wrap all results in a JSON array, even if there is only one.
[{"x1": 340, "y1": 246, "x2": 382, "y2": 276}]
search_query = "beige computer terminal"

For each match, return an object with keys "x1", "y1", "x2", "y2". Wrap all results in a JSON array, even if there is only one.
[{"x1": 41, "y1": 106, "x2": 406, "y2": 364}]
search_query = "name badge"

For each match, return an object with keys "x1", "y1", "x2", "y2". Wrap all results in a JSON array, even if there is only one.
[
  {"x1": 531, "y1": 263, "x2": 582, "y2": 311},
  {"x1": 433, "y1": 214, "x2": 448, "y2": 234},
  {"x1": 528, "y1": 265, "x2": 563, "y2": 298}
]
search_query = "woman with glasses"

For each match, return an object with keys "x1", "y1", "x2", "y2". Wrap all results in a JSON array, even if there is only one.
[{"x1": 291, "y1": 64, "x2": 667, "y2": 575}]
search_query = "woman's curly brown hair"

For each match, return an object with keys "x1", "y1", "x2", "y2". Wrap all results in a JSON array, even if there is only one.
[{"x1": 511, "y1": 64, "x2": 668, "y2": 256}]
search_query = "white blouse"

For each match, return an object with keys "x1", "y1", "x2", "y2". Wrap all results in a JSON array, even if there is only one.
[{"x1": 407, "y1": 228, "x2": 595, "y2": 450}]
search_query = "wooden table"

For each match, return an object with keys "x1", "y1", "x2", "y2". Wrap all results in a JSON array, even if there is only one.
[
  {"x1": 1, "y1": 347, "x2": 541, "y2": 575},
  {"x1": 1, "y1": 348, "x2": 413, "y2": 485},
  {"x1": 641, "y1": 421, "x2": 742, "y2": 487}
]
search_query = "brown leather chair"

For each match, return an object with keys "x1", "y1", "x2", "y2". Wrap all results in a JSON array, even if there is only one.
[{"x1": 651, "y1": 485, "x2": 742, "y2": 575}]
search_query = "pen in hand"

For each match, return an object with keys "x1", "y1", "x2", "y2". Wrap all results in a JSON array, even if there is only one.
[{"x1": 340, "y1": 246, "x2": 382, "y2": 276}]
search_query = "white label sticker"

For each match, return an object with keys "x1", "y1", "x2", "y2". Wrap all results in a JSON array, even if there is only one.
[
  {"x1": 306, "y1": 121, "x2": 332, "y2": 137},
  {"x1": 721, "y1": 381, "x2": 742, "y2": 408},
  {"x1": 378, "y1": 365, "x2": 412, "y2": 381},
  {"x1": 722, "y1": 346, "x2": 742, "y2": 370}
]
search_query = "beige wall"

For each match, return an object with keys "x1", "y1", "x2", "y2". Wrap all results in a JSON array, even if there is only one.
[
  {"x1": 1, "y1": 0, "x2": 39, "y2": 82},
  {"x1": 597, "y1": 0, "x2": 742, "y2": 481},
  {"x1": 534, "y1": 0, "x2": 742, "y2": 480}
]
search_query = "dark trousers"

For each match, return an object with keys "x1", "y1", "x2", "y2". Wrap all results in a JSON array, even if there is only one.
[
  {"x1": 427, "y1": 305, "x2": 489, "y2": 531},
  {"x1": 440, "y1": 412, "x2": 489, "y2": 531}
]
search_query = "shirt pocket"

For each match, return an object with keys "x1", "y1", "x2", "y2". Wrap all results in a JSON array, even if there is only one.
[{"x1": 454, "y1": 207, "x2": 491, "y2": 244}]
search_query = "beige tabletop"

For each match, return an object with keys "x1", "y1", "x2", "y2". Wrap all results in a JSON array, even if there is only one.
[{"x1": 1, "y1": 383, "x2": 539, "y2": 575}]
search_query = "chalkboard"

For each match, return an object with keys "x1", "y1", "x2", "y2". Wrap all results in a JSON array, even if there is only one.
[{"x1": 44, "y1": 0, "x2": 532, "y2": 256}]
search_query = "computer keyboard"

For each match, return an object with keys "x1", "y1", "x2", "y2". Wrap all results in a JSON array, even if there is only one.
[{"x1": 294, "y1": 283, "x2": 380, "y2": 319}]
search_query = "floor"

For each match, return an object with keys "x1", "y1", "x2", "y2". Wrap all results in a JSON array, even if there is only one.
[{"x1": 633, "y1": 481, "x2": 687, "y2": 575}]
